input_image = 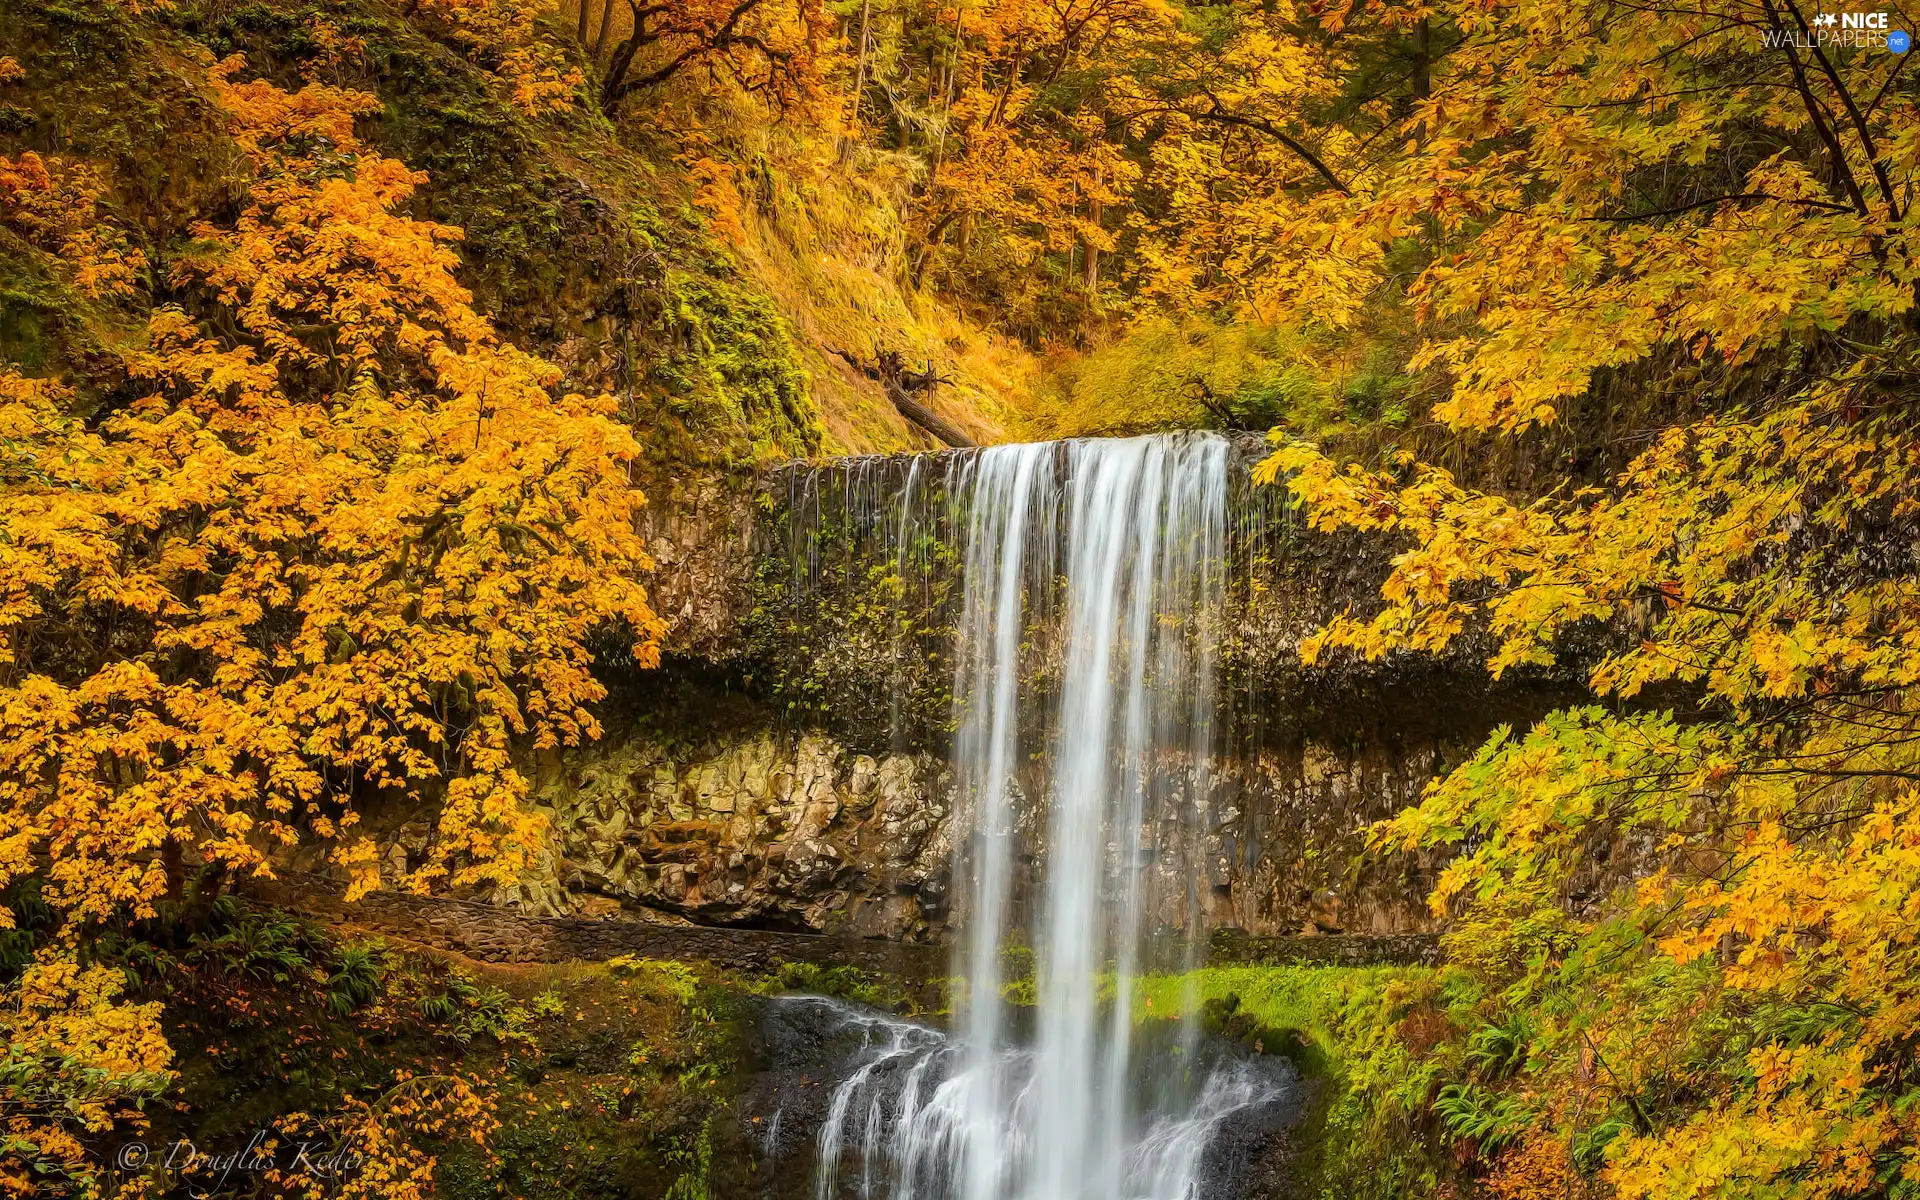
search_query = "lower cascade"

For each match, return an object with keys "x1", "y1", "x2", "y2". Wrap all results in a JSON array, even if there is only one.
[
  {"x1": 767, "y1": 434, "x2": 1296, "y2": 1199},
  {"x1": 780, "y1": 996, "x2": 1295, "y2": 1200}
]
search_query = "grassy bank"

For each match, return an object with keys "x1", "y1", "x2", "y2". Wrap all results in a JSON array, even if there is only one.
[
  {"x1": 10, "y1": 891, "x2": 916, "y2": 1199},
  {"x1": 1136, "y1": 964, "x2": 1468, "y2": 1200}
]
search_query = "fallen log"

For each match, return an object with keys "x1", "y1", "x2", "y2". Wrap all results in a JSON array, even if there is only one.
[{"x1": 833, "y1": 347, "x2": 975, "y2": 448}]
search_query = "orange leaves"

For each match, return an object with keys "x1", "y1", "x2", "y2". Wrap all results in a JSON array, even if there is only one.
[
  {"x1": 1142, "y1": 0, "x2": 1919, "y2": 433},
  {"x1": 2, "y1": 58, "x2": 664, "y2": 1188},
  {"x1": 1661, "y1": 792, "x2": 1920, "y2": 1034},
  {"x1": 1243, "y1": 6, "x2": 1920, "y2": 1198},
  {"x1": 1264, "y1": 385, "x2": 1920, "y2": 715},
  {"x1": 905, "y1": 0, "x2": 1168, "y2": 305},
  {"x1": 1487, "y1": 1135, "x2": 1592, "y2": 1200},
  {"x1": 269, "y1": 1072, "x2": 502, "y2": 1200},
  {"x1": 0, "y1": 59, "x2": 663, "y2": 931},
  {"x1": 680, "y1": 146, "x2": 750, "y2": 248},
  {"x1": 1606, "y1": 1031, "x2": 1907, "y2": 1200},
  {"x1": 412, "y1": 0, "x2": 584, "y2": 116},
  {"x1": 206, "y1": 56, "x2": 380, "y2": 153},
  {"x1": 0, "y1": 152, "x2": 147, "y2": 300},
  {"x1": 1276, "y1": 340, "x2": 1920, "y2": 1200}
]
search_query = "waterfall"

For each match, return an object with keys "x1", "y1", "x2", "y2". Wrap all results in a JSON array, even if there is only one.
[{"x1": 792, "y1": 433, "x2": 1289, "y2": 1200}]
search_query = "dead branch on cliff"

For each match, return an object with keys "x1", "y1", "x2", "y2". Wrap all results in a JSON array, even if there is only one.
[{"x1": 832, "y1": 347, "x2": 974, "y2": 448}]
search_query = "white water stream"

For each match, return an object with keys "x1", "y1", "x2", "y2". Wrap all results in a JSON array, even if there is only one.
[{"x1": 801, "y1": 435, "x2": 1287, "y2": 1200}]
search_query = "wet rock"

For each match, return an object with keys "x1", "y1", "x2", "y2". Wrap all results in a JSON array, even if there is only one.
[
  {"x1": 512, "y1": 721, "x2": 952, "y2": 938},
  {"x1": 1307, "y1": 889, "x2": 1344, "y2": 934}
]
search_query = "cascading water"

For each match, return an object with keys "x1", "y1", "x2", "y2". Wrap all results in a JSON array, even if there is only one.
[{"x1": 772, "y1": 434, "x2": 1292, "y2": 1200}]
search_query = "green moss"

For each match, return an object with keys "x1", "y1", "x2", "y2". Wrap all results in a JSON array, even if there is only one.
[
  {"x1": 760, "y1": 961, "x2": 891, "y2": 1008},
  {"x1": 1134, "y1": 964, "x2": 1467, "y2": 1200},
  {"x1": 654, "y1": 267, "x2": 818, "y2": 463},
  {"x1": 88, "y1": 906, "x2": 763, "y2": 1200},
  {"x1": 1, "y1": 0, "x2": 244, "y2": 234},
  {"x1": 0, "y1": 249, "x2": 64, "y2": 374},
  {"x1": 178, "y1": 0, "x2": 583, "y2": 323},
  {"x1": 742, "y1": 468, "x2": 963, "y2": 752}
]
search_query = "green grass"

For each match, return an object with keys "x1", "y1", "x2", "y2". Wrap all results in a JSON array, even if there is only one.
[{"x1": 1133, "y1": 963, "x2": 1459, "y2": 1200}]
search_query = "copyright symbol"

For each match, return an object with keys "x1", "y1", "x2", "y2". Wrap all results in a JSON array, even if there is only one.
[{"x1": 117, "y1": 1142, "x2": 149, "y2": 1170}]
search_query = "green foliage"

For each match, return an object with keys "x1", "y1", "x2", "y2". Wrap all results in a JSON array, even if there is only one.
[
  {"x1": 419, "y1": 972, "x2": 533, "y2": 1046},
  {"x1": 0, "y1": 250, "x2": 66, "y2": 376},
  {"x1": 607, "y1": 955, "x2": 701, "y2": 1007},
  {"x1": 1432, "y1": 1081, "x2": 1533, "y2": 1153},
  {"x1": 765, "y1": 960, "x2": 888, "y2": 1007},
  {"x1": 1036, "y1": 316, "x2": 1342, "y2": 438},
  {"x1": 191, "y1": 904, "x2": 313, "y2": 985},
  {"x1": 661, "y1": 1115, "x2": 714, "y2": 1200},
  {"x1": 652, "y1": 267, "x2": 818, "y2": 463},
  {"x1": 1464, "y1": 1014, "x2": 1531, "y2": 1079},
  {"x1": 325, "y1": 944, "x2": 386, "y2": 1017},
  {"x1": 744, "y1": 471, "x2": 962, "y2": 751},
  {"x1": 0, "y1": 878, "x2": 53, "y2": 984},
  {"x1": 95, "y1": 909, "x2": 762, "y2": 1200},
  {"x1": 1340, "y1": 345, "x2": 1415, "y2": 428}
]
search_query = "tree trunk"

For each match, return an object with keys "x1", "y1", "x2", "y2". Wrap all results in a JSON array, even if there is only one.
[
  {"x1": 576, "y1": 0, "x2": 590, "y2": 47},
  {"x1": 593, "y1": 0, "x2": 617, "y2": 63},
  {"x1": 602, "y1": 8, "x2": 643, "y2": 114},
  {"x1": 924, "y1": 6, "x2": 964, "y2": 219},
  {"x1": 1411, "y1": 17, "x2": 1431, "y2": 101},
  {"x1": 183, "y1": 862, "x2": 230, "y2": 931},
  {"x1": 839, "y1": 0, "x2": 872, "y2": 163},
  {"x1": 887, "y1": 385, "x2": 973, "y2": 447},
  {"x1": 162, "y1": 836, "x2": 185, "y2": 905},
  {"x1": 833, "y1": 348, "x2": 974, "y2": 447},
  {"x1": 1082, "y1": 166, "x2": 1103, "y2": 295}
]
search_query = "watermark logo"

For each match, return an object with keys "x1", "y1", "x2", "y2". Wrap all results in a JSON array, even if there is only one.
[{"x1": 1763, "y1": 11, "x2": 1910, "y2": 50}]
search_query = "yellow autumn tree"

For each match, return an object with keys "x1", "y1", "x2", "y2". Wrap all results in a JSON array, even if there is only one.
[
  {"x1": 1252, "y1": 0, "x2": 1920, "y2": 1195},
  {"x1": 1, "y1": 56, "x2": 661, "y2": 1192},
  {"x1": 0, "y1": 954, "x2": 174, "y2": 1197},
  {"x1": 906, "y1": 0, "x2": 1173, "y2": 321},
  {"x1": 1119, "y1": 0, "x2": 1379, "y2": 325}
]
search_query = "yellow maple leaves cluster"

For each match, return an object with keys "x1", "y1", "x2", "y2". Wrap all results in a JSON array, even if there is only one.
[
  {"x1": 0, "y1": 151, "x2": 147, "y2": 300},
  {"x1": 267, "y1": 1073, "x2": 500, "y2": 1200},
  {"x1": 1243, "y1": 0, "x2": 1920, "y2": 1197},
  {"x1": 1, "y1": 53, "x2": 661, "y2": 1192}
]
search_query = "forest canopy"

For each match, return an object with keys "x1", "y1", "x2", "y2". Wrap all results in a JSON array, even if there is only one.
[{"x1": 2, "y1": 0, "x2": 1919, "y2": 1196}]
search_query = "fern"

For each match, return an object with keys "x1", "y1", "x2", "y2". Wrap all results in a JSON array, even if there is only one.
[{"x1": 1432, "y1": 1082, "x2": 1532, "y2": 1153}]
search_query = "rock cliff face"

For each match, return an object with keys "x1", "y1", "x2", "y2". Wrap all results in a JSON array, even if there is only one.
[
  {"x1": 452, "y1": 697, "x2": 1477, "y2": 940},
  {"x1": 630, "y1": 467, "x2": 759, "y2": 660},
  {"x1": 497, "y1": 723, "x2": 953, "y2": 939},
  {"x1": 371, "y1": 445, "x2": 1586, "y2": 941}
]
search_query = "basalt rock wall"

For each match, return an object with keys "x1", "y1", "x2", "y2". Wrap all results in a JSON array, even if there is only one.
[{"x1": 359, "y1": 443, "x2": 1587, "y2": 941}]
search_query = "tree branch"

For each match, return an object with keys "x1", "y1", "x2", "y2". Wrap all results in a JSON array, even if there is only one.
[{"x1": 1187, "y1": 97, "x2": 1351, "y2": 195}]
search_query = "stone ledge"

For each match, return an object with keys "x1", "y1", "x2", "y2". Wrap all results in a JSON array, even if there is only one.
[
  {"x1": 240, "y1": 872, "x2": 1442, "y2": 977},
  {"x1": 240, "y1": 872, "x2": 949, "y2": 978},
  {"x1": 1207, "y1": 928, "x2": 1443, "y2": 968}
]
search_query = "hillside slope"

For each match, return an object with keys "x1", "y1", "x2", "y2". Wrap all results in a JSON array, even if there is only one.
[{"x1": 0, "y1": 0, "x2": 1021, "y2": 464}]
